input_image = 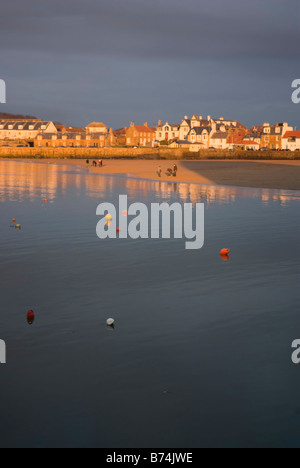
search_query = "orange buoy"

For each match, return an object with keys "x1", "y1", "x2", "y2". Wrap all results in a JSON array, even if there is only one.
[
  {"x1": 12, "y1": 218, "x2": 16, "y2": 223},
  {"x1": 122, "y1": 210, "x2": 127, "y2": 217},
  {"x1": 220, "y1": 248, "x2": 230, "y2": 256},
  {"x1": 44, "y1": 199, "x2": 48, "y2": 203},
  {"x1": 27, "y1": 309, "x2": 35, "y2": 325}
]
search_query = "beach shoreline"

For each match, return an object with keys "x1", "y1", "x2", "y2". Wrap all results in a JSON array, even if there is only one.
[{"x1": 3, "y1": 158, "x2": 300, "y2": 191}]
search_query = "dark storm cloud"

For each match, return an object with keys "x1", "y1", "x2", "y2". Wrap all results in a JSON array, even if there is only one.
[
  {"x1": 0, "y1": 0, "x2": 299, "y2": 127},
  {"x1": 0, "y1": 0, "x2": 299, "y2": 59}
]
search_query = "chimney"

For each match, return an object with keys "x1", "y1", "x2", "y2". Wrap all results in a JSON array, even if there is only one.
[
  {"x1": 158, "y1": 120, "x2": 162, "y2": 126},
  {"x1": 199, "y1": 116, "x2": 203, "y2": 120},
  {"x1": 207, "y1": 115, "x2": 211, "y2": 121},
  {"x1": 220, "y1": 116, "x2": 224, "y2": 121},
  {"x1": 144, "y1": 122, "x2": 148, "y2": 127},
  {"x1": 184, "y1": 116, "x2": 188, "y2": 120},
  {"x1": 130, "y1": 122, "x2": 135, "y2": 128}
]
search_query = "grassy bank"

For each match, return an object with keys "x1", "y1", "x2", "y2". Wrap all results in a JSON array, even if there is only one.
[{"x1": 0, "y1": 147, "x2": 299, "y2": 160}]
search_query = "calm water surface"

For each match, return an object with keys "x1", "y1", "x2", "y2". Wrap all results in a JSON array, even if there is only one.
[{"x1": 0, "y1": 160, "x2": 300, "y2": 448}]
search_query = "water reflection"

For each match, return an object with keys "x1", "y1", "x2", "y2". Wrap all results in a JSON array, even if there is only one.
[{"x1": 0, "y1": 160, "x2": 299, "y2": 207}]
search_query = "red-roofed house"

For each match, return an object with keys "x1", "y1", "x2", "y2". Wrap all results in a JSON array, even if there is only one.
[
  {"x1": 126, "y1": 122, "x2": 156, "y2": 147},
  {"x1": 282, "y1": 131, "x2": 300, "y2": 151}
]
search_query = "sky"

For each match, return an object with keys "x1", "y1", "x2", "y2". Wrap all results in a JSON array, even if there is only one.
[{"x1": 0, "y1": 0, "x2": 299, "y2": 129}]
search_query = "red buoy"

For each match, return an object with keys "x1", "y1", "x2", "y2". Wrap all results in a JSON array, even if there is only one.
[
  {"x1": 116, "y1": 228, "x2": 120, "y2": 234},
  {"x1": 220, "y1": 248, "x2": 230, "y2": 256},
  {"x1": 27, "y1": 309, "x2": 35, "y2": 325}
]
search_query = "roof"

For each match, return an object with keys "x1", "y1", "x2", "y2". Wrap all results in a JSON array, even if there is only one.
[
  {"x1": 171, "y1": 140, "x2": 192, "y2": 145},
  {"x1": 211, "y1": 132, "x2": 228, "y2": 139},
  {"x1": 181, "y1": 119, "x2": 191, "y2": 126},
  {"x1": 244, "y1": 133, "x2": 261, "y2": 139},
  {"x1": 189, "y1": 126, "x2": 211, "y2": 135},
  {"x1": 114, "y1": 128, "x2": 126, "y2": 135},
  {"x1": 243, "y1": 140, "x2": 260, "y2": 145},
  {"x1": 0, "y1": 121, "x2": 52, "y2": 131},
  {"x1": 133, "y1": 126, "x2": 156, "y2": 133},
  {"x1": 87, "y1": 122, "x2": 107, "y2": 128},
  {"x1": 283, "y1": 131, "x2": 300, "y2": 139}
]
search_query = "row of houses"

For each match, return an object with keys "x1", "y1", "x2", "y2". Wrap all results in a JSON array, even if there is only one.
[{"x1": 0, "y1": 115, "x2": 299, "y2": 151}]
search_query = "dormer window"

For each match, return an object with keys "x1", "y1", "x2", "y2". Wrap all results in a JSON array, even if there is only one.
[
  {"x1": 9, "y1": 125, "x2": 13, "y2": 129},
  {"x1": 41, "y1": 125, "x2": 46, "y2": 130},
  {"x1": 18, "y1": 125, "x2": 24, "y2": 130},
  {"x1": 29, "y1": 125, "x2": 34, "y2": 130}
]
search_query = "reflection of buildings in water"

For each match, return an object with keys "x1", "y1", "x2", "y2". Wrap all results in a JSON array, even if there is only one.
[
  {"x1": 0, "y1": 161, "x2": 299, "y2": 207},
  {"x1": 260, "y1": 190, "x2": 299, "y2": 207},
  {"x1": 0, "y1": 161, "x2": 64, "y2": 202}
]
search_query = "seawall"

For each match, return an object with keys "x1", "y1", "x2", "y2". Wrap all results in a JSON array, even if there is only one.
[{"x1": 0, "y1": 147, "x2": 299, "y2": 160}]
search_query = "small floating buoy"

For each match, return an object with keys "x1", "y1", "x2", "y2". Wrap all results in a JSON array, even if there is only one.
[
  {"x1": 116, "y1": 228, "x2": 120, "y2": 234},
  {"x1": 220, "y1": 248, "x2": 230, "y2": 256},
  {"x1": 12, "y1": 218, "x2": 16, "y2": 223},
  {"x1": 27, "y1": 309, "x2": 35, "y2": 325},
  {"x1": 122, "y1": 210, "x2": 127, "y2": 217},
  {"x1": 106, "y1": 318, "x2": 115, "y2": 327},
  {"x1": 105, "y1": 214, "x2": 112, "y2": 222},
  {"x1": 15, "y1": 224, "x2": 21, "y2": 230}
]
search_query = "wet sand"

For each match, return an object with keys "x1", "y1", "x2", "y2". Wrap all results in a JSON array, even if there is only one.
[
  {"x1": 82, "y1": 159, "x2": 300, "y2": 191},
  {"x1": 8, "y1": 159, "x2": 300, "y2": 191}
]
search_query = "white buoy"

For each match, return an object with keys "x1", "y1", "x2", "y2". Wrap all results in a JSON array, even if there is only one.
[{"x1": 106, "y1": 318, "x2": 115, "y2": 327}]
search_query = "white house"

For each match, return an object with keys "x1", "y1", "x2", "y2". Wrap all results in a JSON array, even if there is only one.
[
  {"x1": 187, "y1": 126, "x2": 212, "y2": 149},
  {"x1": 86, "y1": 122, "x2": 108, "y2": 134},
  {"x1": 0, "y1": 120, "x2": 57, "y2": 140},
  {"x1": 156, "y1": 121, "x2": 180, "y2": 142},
  {"x1": 282, "y1": 131, "x2": 300, "y2": 151},
  {"x1": 179, "y1": 117, "x2": 192, "y2": 141},
  {"x1": 209, "y1": 132, "x2": 229, "y2": 150}
]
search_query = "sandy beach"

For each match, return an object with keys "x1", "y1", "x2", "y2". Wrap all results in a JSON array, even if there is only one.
[{"x1": 77, "y1": 159, "x2": 300, "y2": 191}]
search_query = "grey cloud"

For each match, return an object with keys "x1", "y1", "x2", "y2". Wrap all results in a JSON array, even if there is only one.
[{"x1": 0, "y1": 0, "x2": 299, "y2": 59}]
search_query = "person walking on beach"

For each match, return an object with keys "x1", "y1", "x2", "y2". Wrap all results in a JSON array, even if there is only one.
[
  {"x1": 157, "y1": 166, "x2": 162, "y2": 178},
  {"x1": 173, "y1": 164, "x2": 178, "y2": 177}
]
